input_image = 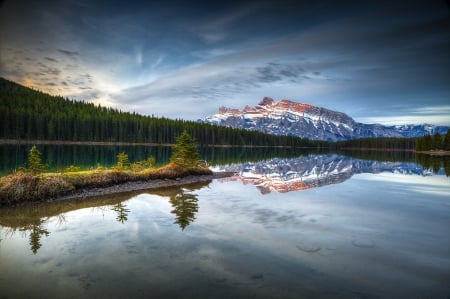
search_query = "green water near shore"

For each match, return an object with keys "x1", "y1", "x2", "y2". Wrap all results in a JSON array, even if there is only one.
[{"x1": 0, "y1": 144, "x2": 324, "y2": 175}]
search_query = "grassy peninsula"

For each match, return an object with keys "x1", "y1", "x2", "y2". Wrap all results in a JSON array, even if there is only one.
[{"x1": 0, "y1": 131, "x2": 220, "y2": 206}]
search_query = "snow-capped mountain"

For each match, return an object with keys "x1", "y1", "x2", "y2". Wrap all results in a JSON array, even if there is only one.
[
  {"x1": 213, "y1": 154, "x2": 433, "y2": 194},
  {"x1": 389, "y1": 124, "x2": 449, "y2": 138},
  {"x1": 203, "y1": 97, "x2": 448, "y2": 141}
]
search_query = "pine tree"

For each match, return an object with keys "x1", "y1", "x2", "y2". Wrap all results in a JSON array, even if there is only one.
[
  {"x1": 170, "y1": 130, "x2": 200, "y2": 168},
  {"x1": 115, "y1": 152, "x2": 130, "y2": 170},
  {"x1": 28, "y1": 145, "x2": 47, "y2": 174}
]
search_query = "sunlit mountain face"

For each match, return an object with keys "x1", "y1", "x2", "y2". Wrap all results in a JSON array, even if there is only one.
[
  {"x1": 212, "y1": 154, "x2": 442, "y2": 194},
  {"x1": 203, "y1": 97, "x2": 449, "y2": 141}
]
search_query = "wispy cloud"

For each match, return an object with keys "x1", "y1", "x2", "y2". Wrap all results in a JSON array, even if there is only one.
[
  {"x1": 57, "y1": 49, "x2": 80, "y2": 57},
  {"x1": 359, "y1": 106, "x2": 450, "y2": 126}
]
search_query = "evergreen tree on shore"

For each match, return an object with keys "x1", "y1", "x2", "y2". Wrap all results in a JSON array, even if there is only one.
[
  {"x1": 28, "y1": 145, "x2": 47, "y2": 174},
  {"x1": 170, "y1": 130, "x2": 200, "y2": 168}
]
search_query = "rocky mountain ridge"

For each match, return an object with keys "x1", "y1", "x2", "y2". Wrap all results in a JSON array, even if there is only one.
[{"x1": 203, "y1": 97, "x2": 448, "y2": 141}]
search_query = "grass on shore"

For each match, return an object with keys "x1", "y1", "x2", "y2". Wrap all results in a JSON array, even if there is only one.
[{"x1": 0, "y1": 163, "x2": 212, "y2": 206}]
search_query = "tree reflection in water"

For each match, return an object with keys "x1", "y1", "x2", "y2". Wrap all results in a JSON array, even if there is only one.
[
  {"x1": 0, "y1": 193, "x2": 131, "y2": 254},
  {"x1": 144, "y1": 182, "x2": 209, "y2": 231},
  {"x1": 111, "y1": 202, "x2": 130, "y2": 224},
  {"x1": 25, "y1": 221, "x2": 50, "y2": 254},
  {"x1": 0, "y1": 180, "x2": 210, "y2": 253},
  {"x1": 3, "y1": 218, "x2": 51, "y2": 254},
  {"x1": 169, "y1": 189, "x2": 199, "y2": 231}
]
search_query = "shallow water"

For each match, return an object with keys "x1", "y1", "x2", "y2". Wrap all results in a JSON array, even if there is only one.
[{"x1": 0, "y1": 158, "x2": 449, "y2": 298}]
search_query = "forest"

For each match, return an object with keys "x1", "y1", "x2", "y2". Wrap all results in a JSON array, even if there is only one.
[
  {"x1": 0, "y1": 77, "x2": 327, "y2": 148},
  {"x1": 332, "y1": 131, "x2": 450, "y2": 152},
  {"x1": 415, "y1": 131, "x2": 450, "y2": 151},
  {"x1": 2, "y1": 77, "x2": 449, "y2": 152},
  {"x1": 331, "y1": 137, "x2": 417, "y2": 151}
]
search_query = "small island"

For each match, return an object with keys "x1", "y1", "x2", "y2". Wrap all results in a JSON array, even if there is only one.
[{"x1": 0, "y1": 130, "x2": 233, "y2": 206}]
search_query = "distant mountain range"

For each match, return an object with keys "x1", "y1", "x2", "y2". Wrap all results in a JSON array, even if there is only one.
[{"x1": 202, "y1": 97, "x2": 448, "y2": 141}]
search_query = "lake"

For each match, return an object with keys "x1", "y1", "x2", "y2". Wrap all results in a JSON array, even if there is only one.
[{"x1": 0, "y1": 151, "x2": 449, "y2": 298}]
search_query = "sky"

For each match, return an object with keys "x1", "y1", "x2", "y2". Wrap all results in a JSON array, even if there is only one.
[{"x1": 1, "y1": 0, "x2": 449, "y2": 125}]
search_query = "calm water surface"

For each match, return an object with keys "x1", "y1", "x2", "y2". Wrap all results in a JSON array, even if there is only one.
[{"x1": 1, "y1": 156, "x2": 449, "y2": 299}]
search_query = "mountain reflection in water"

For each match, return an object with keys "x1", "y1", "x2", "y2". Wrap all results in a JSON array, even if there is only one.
[
  {"x1": 0, "y1": 154, "x2": 447, "y2": 254},
  {"x1": 213, "y1": 153, "x2": 445, "y2": 194}
]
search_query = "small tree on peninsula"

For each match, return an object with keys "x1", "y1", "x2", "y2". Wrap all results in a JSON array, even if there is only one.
[
  {"x1": 170, "y1": 130, "x2": 200, "y2": 168},
  {"x1": 28, "y1": 145, "x2": 47, "y2": 174},
  {"x1": 115, "y1": 152, "x2": 130, "y2": 171}
]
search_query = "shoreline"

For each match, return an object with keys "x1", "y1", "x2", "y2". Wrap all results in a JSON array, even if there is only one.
[
  {"x1": 56, "y1": 171, "x2": 235, "y2": 202},
  {"x1": 0, "y1": 139, "x2": 310, "y2": 148},
  {"x1": 1, "y1": 171, "x2": 236, "y2": 207}
]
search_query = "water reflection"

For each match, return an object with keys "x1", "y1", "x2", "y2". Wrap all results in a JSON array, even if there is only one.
[
  {"x1": 0, "y1": 181, "x2": 208, "y2": 253},
  {"x1": 0, "y1": 195, "x2": 125, "y2": 253},
  {"x1": 28, "y1": 221, "x2": 50, "y2": 254},
  {"x1": 2, "y1": 219, "x2": 52, "y2": 254},
  {"x1": 111, "y1": 202, "x2": 130, "y2": 224},
  {"x1": 169, "y1": 189, "x2": 199, "y2": 231},
  {"x1": 0, "y1": 144, "x2": 172, "y2": 174},
  {"x1": 145, "y1": 184, "x2": 203, "y2": 230},
  {"x1": 0, "y1": 156, "x2": 449, "y2": 298},
  {"x1": 0, "y1": 154, "x2": 447, "y2": 254},
  {"x1": 214, "y1": 153, "x2": 448, "y2": 193}
]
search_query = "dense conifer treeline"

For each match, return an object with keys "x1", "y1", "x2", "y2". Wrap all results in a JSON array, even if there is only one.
[
  {"x1": 415, "y1": 131, "x2": 450, "y2": 151},
  {"x1": 331, "y1": 137, "x2": 417, "y2": 151},
  {"x1": 0, "y1": 78, "x2": 326, "y2": 148},
  {"x1": 332, "y1": 130, "x2": 450, "y2": 152}
]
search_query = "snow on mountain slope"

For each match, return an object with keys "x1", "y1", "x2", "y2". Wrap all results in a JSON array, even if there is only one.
[{"x1": 203, "y1": 97, "x2": 415, "y2": 141}]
